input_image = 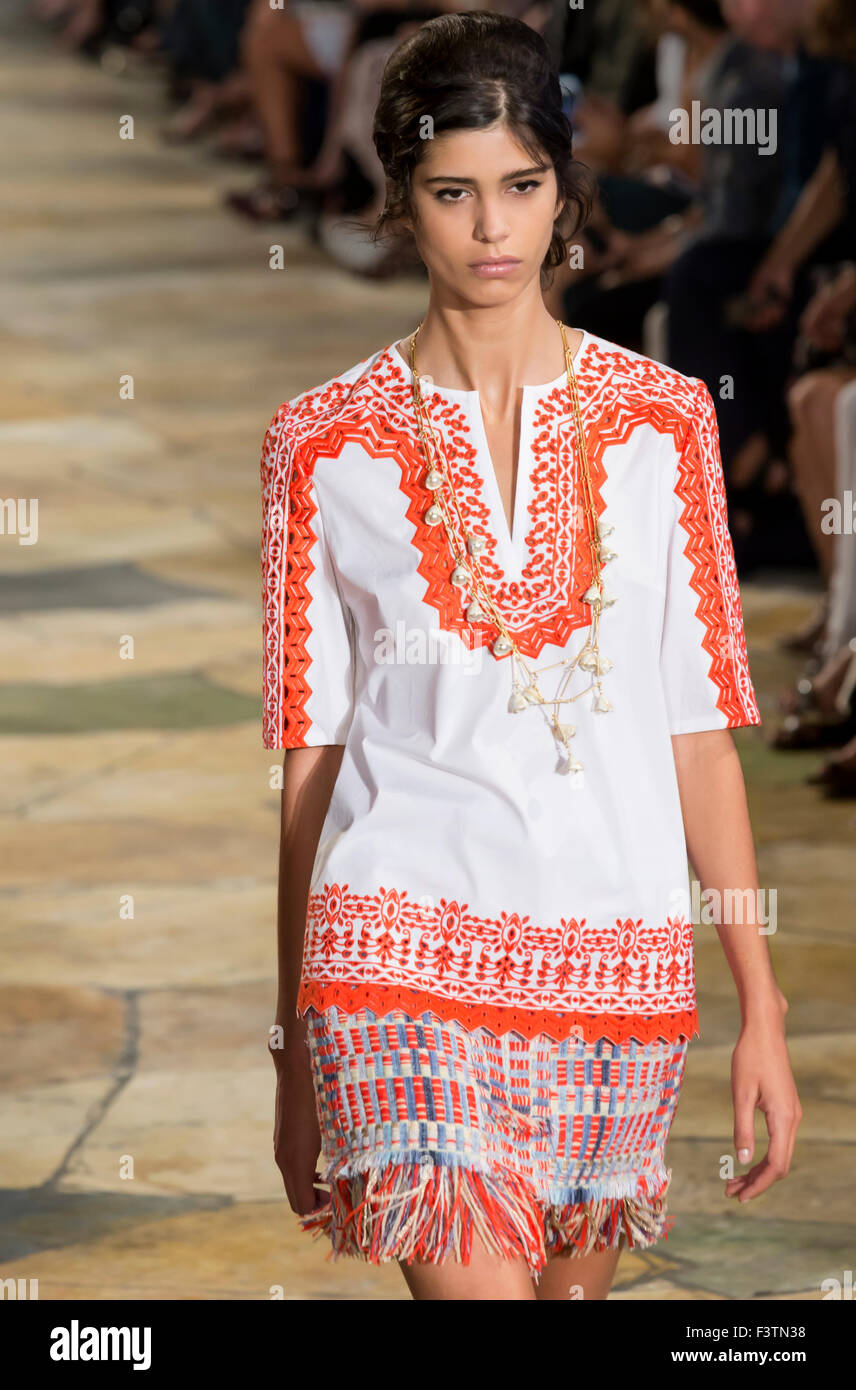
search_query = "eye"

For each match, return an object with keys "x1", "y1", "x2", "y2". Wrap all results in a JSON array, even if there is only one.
[{"x1": 434, "y1": 180, "x2": 544, "y2": 203}]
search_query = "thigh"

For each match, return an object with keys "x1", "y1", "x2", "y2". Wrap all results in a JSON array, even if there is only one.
[
  {"x1": 398, "y1": 1231, "x2": 537, "y2": 1301},
  {"x1": 535, "y1": 1245, "x2": 623, "y2": 1301}
]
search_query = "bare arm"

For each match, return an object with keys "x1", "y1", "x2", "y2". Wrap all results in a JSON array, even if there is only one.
[
  {"x1": 275, "y1": 744, "x2": 344, "y2": 1026},
  {"x1": 762, "y1": 148, "x2": 845, "y2": 279},
  {"x1": 672, "y1": 728, "x2": 781, "y2": 1017},
  {"x1": 747, "y1": 149, "x2": 846, "y2": 329},
  {"x1": 271, "y1": 743, "x2": 343, "y2": 1218},
  {"x1": 671, "y1": 728, "x2": 802, "y2": 1201}
]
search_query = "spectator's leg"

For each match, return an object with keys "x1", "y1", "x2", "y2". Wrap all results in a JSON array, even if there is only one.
[
  {"x1": 162, "y1": 0, "x2": 253, "y2": 142},
  {"x1": 59, "y1": 0, "x2": 103, "y2": 48},
  {"x1": 241, "y1": 0, "x2": 327, "y2": 188},
  {"x1": 786, "y1": 369, "x2": 847, "y2": 583},
  {"x1": 823, "y1": 374, "x2": 856, "y2": 664}
]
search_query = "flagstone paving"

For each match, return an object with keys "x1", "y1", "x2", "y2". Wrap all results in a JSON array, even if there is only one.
[{"x1": 1, "y1": 1, "x2": 853, "y2": 1301}]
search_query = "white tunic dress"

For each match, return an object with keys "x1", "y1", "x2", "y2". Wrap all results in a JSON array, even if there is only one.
[
  {"x1": 261, "y1": 327, "x2": 762, "y2": 1271},
  {"x1": 261, "y1": 327, "x2": 761, "y2": 1050}
]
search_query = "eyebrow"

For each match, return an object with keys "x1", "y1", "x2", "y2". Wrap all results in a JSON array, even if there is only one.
[{"x1": 422, "y1": 165, "x2": 549, "y2": 185}]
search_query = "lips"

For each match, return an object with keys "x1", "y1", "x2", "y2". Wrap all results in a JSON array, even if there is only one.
[{"x1": 469, "y1": 257, "x2": 520, "y2": 267}]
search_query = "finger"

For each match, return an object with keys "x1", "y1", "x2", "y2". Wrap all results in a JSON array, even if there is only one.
[
  {"x1": 737, "y1": 1110, "x2": 792, "y2": 1201},
  {"x1": 734, "y1": 1156, "x2": 778, "y2": 1201},
  {"x1": 733, "y1": 1087, "x2": 757, "y2": 1167},
  {"x1": 724, "y1": 1166, "x2": 761, "y2": 1198},
  {"x1": 783, "y1": 1101, "x2": 802, "y2": 1176},
  {"x1": 290, "y1": 1177, "x2": 324, "y2": 1216}
]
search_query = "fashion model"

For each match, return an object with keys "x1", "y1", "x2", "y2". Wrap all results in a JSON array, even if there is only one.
[{"x1": 261, "y1": 12, "x2": 802, "y2": 1301}]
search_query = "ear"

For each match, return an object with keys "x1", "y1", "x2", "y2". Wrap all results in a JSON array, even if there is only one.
[{"x1": 394, "y1": 180, "x2": 415, "y2": 234}]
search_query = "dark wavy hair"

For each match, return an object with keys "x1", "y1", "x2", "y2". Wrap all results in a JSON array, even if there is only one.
[{"x1": 367, "y1": 12, "x2": 595, "y2": 287}]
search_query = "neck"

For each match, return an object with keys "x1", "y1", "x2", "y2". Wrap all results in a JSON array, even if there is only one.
[{"x1": 408, "y1": 295, "x2": 578, "y2": 413}]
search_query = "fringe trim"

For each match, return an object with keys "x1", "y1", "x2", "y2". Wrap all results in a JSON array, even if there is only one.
[
  {"x1": 297, "y1": 1154, "x2": 674, "y2": 1280},
  {"x1": 544, "y1": 1170, "x2": 675, "y2": 1258}
]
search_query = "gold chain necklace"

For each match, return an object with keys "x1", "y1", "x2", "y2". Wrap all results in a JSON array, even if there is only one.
[{"x1": 408, "y1": 317, "x2": 616, "y2": 780}]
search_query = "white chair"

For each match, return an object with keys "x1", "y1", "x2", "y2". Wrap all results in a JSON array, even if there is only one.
[
  {"x1": 823, "y1": 375, "x2": 856, "y2": 661},
  {"x1": 643, "y1": 300, "x2": 670, "y2": 365}
]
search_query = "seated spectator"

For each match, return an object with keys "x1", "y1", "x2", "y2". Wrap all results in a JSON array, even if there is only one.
[
  {"x1": 224, "y1": 0, "x2": 363, "y2": 222},
  {"x1": 557, "y1": 0, "x2": 785, "y2": 358},
  {"x1": 767, "y1": 263, "x2": 856, "y2": 779},
  {"x1": 663, "y1": 0, "x2": 855, "y2": 570},
  {"x1": 33, "y1": 0, "x2": 159, "y2": 54},
  {"x1": 157, "y1": 1, "x2": 254, "y2": 147},
  {"x1": 224, "y1": 0, "x2": 543, "y2": 223}
]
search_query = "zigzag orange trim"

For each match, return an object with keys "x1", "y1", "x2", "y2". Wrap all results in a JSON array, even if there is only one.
[
  {"x1": 278, "y1": 464, "x2": 317, "y2": 746},
  {"x1": 675, "y1": 383, "x2": 761, "y2": 725},
  {"x1": 297, "y1": 980, "x2": 699, "y2": 1046},
  {"x1": 261, "y1": 404, "x2": 320, "y2": 748}
]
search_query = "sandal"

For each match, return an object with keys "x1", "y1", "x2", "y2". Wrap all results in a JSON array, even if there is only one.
[
  {"x1": 810, "y1": 743, "x2": 856, "y2": 796},
  {"x1": 806, "y1": 735, "x2": 856, "y2": 786},
  {"x1": 770, "y1": 708, "x2": 856, "y2": 751},
  {"x1": 777, "y1": 594, "x2": 829, "y2": 656},
  {"x1": 778, "y1": 639, "x2": 856, "y2": 717},
  {"x1": 223, "y1": 181, "x2": 301, "y2": 223},
  {"x1": 770, "y1": 643, "x2": 856, "y2": 750},
  {"x1": 778, "y1": 666, "x2": 822, "y2": 717}
]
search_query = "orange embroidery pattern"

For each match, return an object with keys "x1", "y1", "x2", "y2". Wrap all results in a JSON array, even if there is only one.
[
  {"x1": 676, "y1": 382, "x2": 760, "y2": 724},
  {"x1": 261, "y1": 425, "x2": 312, "y2": 747},
  {"x1": 296, "y1": 883, "x2": 700, "y2": 1046},
  {"x1": 386, "y1": 359, "x2": 607, "y2": 658},
  {"x1": 261, "y1": 339, "x2": 758, "y2": 743}
]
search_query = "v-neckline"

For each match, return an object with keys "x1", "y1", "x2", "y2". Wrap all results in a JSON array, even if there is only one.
[{"x1": 392, "y1": 328, "x2": 591, "y2": 580}]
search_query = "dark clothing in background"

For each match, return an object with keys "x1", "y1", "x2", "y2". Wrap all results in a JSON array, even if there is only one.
[
  {"x1": 768, "y1": 50, "x2": 843, "y2": 235},
  {"x1": 687, "y1": 33, "x2": 786, "y2": 243},
  {"x1": 825, "y1": 57, "x2": 856, "y2": 249},
  {"x1": 667, "y1": 45, "x2": 853, "y2": 465},
  {"x1": 550, "y1": 0, "x2": 657, "y2": 114},
  {"x1": 161, "y1": 0, "x2": 252, "y2": 84}
]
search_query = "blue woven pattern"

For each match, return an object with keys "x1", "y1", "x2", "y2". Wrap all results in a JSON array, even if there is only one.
[{"x1": 299, "y1": 1005, "x2": 688, "y2": 1274}]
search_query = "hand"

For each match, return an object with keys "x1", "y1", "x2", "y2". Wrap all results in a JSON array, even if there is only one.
[
  {"x1": 576, "y1": 225, "x2": 634, "y2": 277},
  {"x1": 725, "y1": 994, "x2": 802, "y2": 1204},
  {"x1": 598, "y1": 223, "x2": 683, "y2": 287},
  {"x1": 271, "y1": 1024, "x2": 329, "y2": 1218},
  {"x1": 743, "y1": 257, "x2": 794, "y2": 331},
  {"x1": 799, "y1": 265, "x2": 856, "y2": 352}
]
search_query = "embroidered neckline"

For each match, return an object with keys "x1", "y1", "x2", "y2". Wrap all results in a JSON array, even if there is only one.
[{"x1": 376, "y1": 342, "x2": 606, "y2": 659}]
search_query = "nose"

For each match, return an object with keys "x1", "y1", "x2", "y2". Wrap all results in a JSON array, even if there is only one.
[{"x1": 473, "y1": 194, "x2": 510, "y2": 248}]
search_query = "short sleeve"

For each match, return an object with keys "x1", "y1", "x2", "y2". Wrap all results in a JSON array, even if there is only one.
[
  {"x1": 658, "y1": 379, "x2": 762, "y2": 735},
  {"x1": 261, "y1": 402, "x2": 356, "y2": 750}
]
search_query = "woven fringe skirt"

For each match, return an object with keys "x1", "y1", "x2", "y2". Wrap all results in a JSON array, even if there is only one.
[{"x1": 299, "y1": 1004, "x2": 688, "y2": 1281}]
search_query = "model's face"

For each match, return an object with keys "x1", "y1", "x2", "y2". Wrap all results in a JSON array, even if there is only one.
[{"x1": 404, "y1": 122, "x2": 563, "y2": 302}]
